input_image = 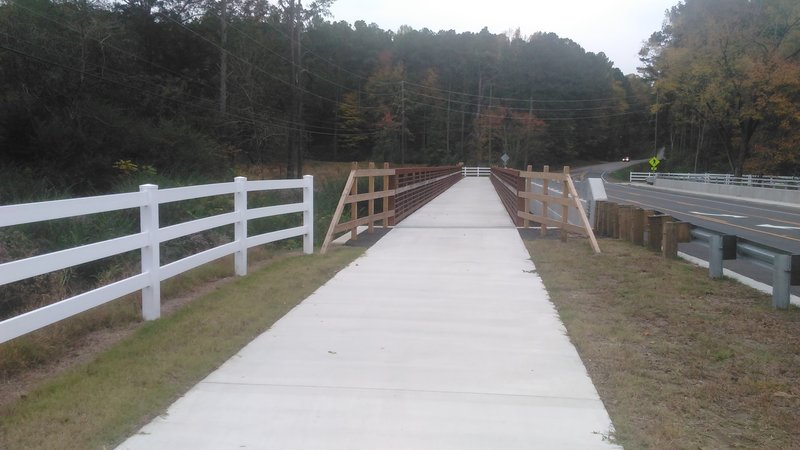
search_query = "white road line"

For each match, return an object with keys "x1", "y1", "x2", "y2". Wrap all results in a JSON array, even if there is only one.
[
  {"x1": 689, "y1": 212, "x2": 748, "y2": 219},
  {"x1": 757, "y1": 224, "x2": 800, "y2": 230}
]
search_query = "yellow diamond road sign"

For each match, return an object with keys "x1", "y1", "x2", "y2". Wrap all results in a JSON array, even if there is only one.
[{"x1": 649, "y1": 156, "x2": 660, "y2": 171}]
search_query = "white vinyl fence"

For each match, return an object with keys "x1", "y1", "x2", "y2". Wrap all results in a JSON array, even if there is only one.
[
  {"x1": 0, "y1": 176, "x2": 313, "y2": 343},
  {"x1": 462, "y1": 167, "x2": 491, "y2": 177}
]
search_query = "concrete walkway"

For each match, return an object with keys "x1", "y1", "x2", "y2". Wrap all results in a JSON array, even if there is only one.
[{"x1": 119, "y1": 177, "x2": 620, "y2": 450}]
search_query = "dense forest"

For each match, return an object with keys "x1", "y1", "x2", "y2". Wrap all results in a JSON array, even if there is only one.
[
  {"x1": 0, "y1": 0, "x2": 798, "y2": 195},
  {"x1": 642, "y1": 0, "x2": 800, "y2": 176}
]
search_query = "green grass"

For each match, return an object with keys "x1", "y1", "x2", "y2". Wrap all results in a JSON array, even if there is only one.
[
  {"x1": 525, "y1": 238, "x2": 800, "y2": 448},
  {"x1": 0, "y1": 246, "x2": 364, "y2": 450}
]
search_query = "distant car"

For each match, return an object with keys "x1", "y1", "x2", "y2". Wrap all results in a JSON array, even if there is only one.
[{"x1": 622, "y1": 156, "x2": 630, "y2": 162}]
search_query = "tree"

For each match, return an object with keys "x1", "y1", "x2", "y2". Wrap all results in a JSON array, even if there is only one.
[{"x1": 641, "y1": 0, "x2": 800, "y2": 175}]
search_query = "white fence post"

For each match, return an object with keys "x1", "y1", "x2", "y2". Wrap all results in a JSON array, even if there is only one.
[
  {"x1": 303, "y1": 175, "x2": 314, "y2": 254},
  {"x1": 139, "y1": 184, "x2": 161, "y2": 320},
  {"x1": 234, "y1": 176, "x2": 248, "y2": 276}
]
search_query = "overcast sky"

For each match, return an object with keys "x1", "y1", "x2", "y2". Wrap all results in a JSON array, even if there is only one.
[{"x1": 328, "y1": 0, "x2": 679, "y2": 75}]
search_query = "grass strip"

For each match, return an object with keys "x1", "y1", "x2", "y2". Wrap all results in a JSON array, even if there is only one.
[
  {"x1": 525, "y1": 238, "x2": 800, "y2": 449},
  {"x1": 0, "y1": 246, "x2": 364, "y2": 450}
]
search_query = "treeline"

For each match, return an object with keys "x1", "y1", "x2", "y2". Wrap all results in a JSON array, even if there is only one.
[
  {"x1": 642, "y1": 0, "x2": 800, "y2": 176},
  {"x1": 0, "y1": 0, "x2": 653, "y2": 194}
]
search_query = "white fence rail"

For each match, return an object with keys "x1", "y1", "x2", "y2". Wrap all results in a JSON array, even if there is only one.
[
  {"x1": 462, "y1": 167, "x2": 491, "y2": 177},
  {"x1": 0, "y1": 176, "x2": 314, "y2": 343},
  {"x1": 630, "y1": 172, "x2": 800, "y2": 189}
]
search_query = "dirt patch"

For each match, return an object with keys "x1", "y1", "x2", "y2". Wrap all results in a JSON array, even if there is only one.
[{"x1": 525, "y1": 237, "x2": 800, "y2": 449}]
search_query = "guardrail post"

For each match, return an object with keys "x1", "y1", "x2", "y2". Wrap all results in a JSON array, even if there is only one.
[
  {"x1": 662, "y1": 220, "x2": 678, "y2": 259},
  {"x1": 648, "y1": 214, "x2": 666, "y2": 252},
  {"x1": 707, "y1": 233, "x2": 737, "y2": 278},
  {"x1": 631, "y1": 208, "x2": 644, "y2": 245},
  {"x1": 595, "y1": 201, "x2": 606, "y2": 233},
  {"x1": 773, "y1": 254, "x2": 791, "y2": 309},
  {"x1": 139, "y1": 184, "x2": 161, "y2": 321},
  {"x1": 234, "y1": 176, "x2": 248, "y2": 276},
  {"x1": 618, "y1": 205, "x2": 631, "y2": 241},
  {"x1": 303, "y1": 175, "x2": 314, "y2": 254},
  {"x1": 610, "y1": 202, "x2": 620, "y2": 238}
]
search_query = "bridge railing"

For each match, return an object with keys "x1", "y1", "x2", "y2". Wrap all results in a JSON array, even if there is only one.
[
  {"x1": 630, "y1": 172, "x2": 800, "y2": 189},
  {"x1": 321, "y1": 163, "x2": 461, "y2": 253},
  {"x1": 490, "y1": 166, "x2": 600, "y2": 253},
  {"x1": 0, "y1": 176, "x2": 314, "y2": 343}
]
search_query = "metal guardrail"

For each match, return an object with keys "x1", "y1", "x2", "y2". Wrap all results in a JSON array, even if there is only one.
[
  {"x1": 630, "y1": 172, "x2": 800, "y2": 189},
  {"x1": 689, "y1": 227, "x2": 799, "y2": 309}
]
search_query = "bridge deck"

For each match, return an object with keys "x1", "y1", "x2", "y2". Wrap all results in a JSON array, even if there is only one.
[{"x1": 119, "y1": 177, "x2": 619, "y2": 449}]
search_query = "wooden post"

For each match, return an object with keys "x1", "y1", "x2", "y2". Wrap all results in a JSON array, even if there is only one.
[
  {"x1": 516, "y1": 170, "x2": 526, "y2": 227},
  {"x1": 596, "y1": 200, "x2": 607, "y2": 233},
  {"x1": 388, "y1": 165, "x2": 397, "y2": 226},
  {"x1": 594, "y1": 201, "x2": 605, "y2": 236},
  {"x1": 541, "y1": 165, "x2": 549, "y2": 237},
  {"x1": 648, "y1": 215, "x2": 666, "y2": 252},
  {"x1": 662, "y1": 220, "x2": 678, "y2": 259},
  {"x1": 523, "y1": 165, "x2": 532, "y2": 228},
  {"x1": 631, "y1": 208, "x2": 644, "y2": 246},
  {"x1": 610, "y1": 202, "x2": 620, "y2": 239},
  {"x1": 642, "y1": 209, "x2": 656, "y2": 246},
  {"x1": 675, "y1": 222, "x2": 691, "y2": 243},
  {"x1": 605, "y1": 202, "x2": 613, "y2": 237},
  {"x1": 350, "y1": 161, "x2": 358, "y2": 241},
  {"x1": 618, "y1": 205, "x2": 630, "y2": 241},
  {"x1": 368, "y1": 162, "x2": 375, "y2": 234},
  {"x1": 383, "y1": 162, "x2": 391, "y2": 228},
  {"x1": 561, "y1": 166, "x2": 569, "y2": 242}
]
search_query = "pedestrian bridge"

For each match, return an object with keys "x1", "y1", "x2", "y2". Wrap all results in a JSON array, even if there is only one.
[{"x1": 118, "y1": 176, "x2": 617, "y2": 449}]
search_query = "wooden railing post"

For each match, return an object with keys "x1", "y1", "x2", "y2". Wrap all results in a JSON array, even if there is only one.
[
  {"x1": 516, "y1": 170, "x2": 525, "y2": 227},
  {"x1": 541, "y1": 165, "x2": 549, "y2": 237},
  {"x1": 368, "y1": 162, "x2": 375, "y2": 234},
  {"x1": 561, "y1": 166, "x2": 570, "y2": 242},
  {"x1": 350, "y1": 161, "x2": 358, "y2": 241},
  {"x1": 523, "y1": 165, "x2": 532, "y2": 228},
  {"x1": 383, "y1": 162, "x2": 391, "y2": 228}
]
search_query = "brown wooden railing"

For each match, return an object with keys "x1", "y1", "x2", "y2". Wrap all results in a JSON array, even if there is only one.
[
  {"x1": 490, "y1": 165, "x2": 600, "y2": 253},
  {"x1": 394, "y1": 166, "x2": 462, "y2": 223},
  {"x1": 321, "y1": 163, "x2": 461, "y2": 253}
]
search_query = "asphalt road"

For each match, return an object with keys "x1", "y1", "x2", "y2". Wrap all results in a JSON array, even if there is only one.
[{"x1": 569, "y1": 160, "x2": 800, "y2": 299}]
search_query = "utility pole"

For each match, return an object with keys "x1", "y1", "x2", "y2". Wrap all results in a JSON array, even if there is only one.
[
  {"x1": 218, "y1": 0, "x2": 227, "y2": 114},
  {"x1": 446, "y1": 87, "x2": 451, "y2": 155}
]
